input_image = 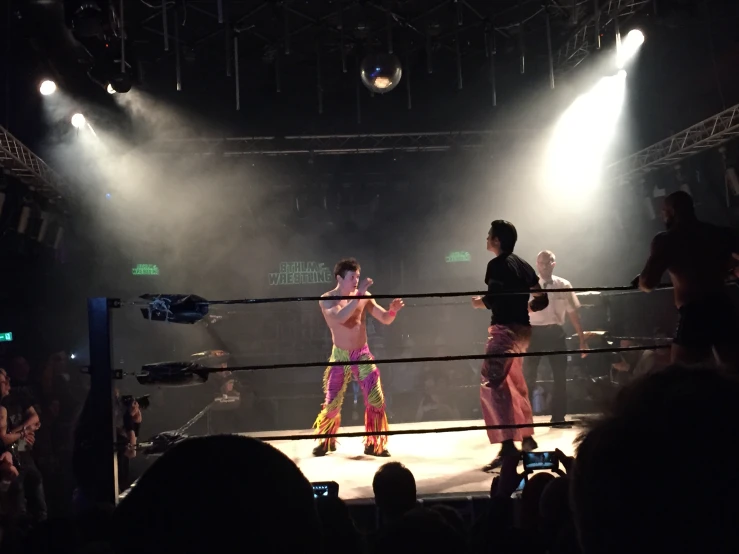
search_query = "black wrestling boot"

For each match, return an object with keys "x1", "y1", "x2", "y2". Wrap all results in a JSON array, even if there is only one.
[
  {"x1": 482, "y1": 440, "x2": 519, "y2": 472},
  {"x1": 364, "y1": 445, "x2": 391, "y2": 457},
  {"x1": 312, "y1": 442, "x2": 337, "y2": 457},
  {"x1": 550, "y1": 418, "x2": 573, "y2": 429},
  {"x1": 522, "y1": 436, "x2": 539, "y2": 452}
]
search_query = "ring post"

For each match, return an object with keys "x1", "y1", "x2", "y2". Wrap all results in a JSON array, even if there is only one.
[{"x1": 87, "y1": 297, "x2": 119, "y2": 505}]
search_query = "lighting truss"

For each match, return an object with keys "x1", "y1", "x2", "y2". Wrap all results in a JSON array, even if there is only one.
[
  {"x1": 554, "y1": 0, "x2": 651, "y2": 75},
  {"x1": 606, "y1": 103, "x2": 739, "y2": 184},
  {"x1": 149, "y1": 130, "x2": 534, "y2": 157},
  {"x1": 0, "y1": 125, "x2": 70, "y2": 208}
]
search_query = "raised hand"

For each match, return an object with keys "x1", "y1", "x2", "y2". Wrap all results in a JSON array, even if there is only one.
[
  {"x1": 389, "y1": 298, "x2": 405, "y2": 312},
  {"x1": 358, "y1": 278, "x2": 374, "y2": 295}
]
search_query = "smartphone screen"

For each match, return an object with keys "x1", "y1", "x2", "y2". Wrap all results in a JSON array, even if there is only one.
[
  {"x1": 312, "y1": 481, "x2": 339, "y2": 499},
  {"x1": 522, "y1": 451, "x2": 558, "y2": 471}
]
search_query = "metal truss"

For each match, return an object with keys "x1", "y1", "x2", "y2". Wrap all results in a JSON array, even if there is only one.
[
  {"x1": 150, "y1": 130, "x2": 532, "y2": 156},
  {"x1": 554, "y1": 0, "x2": 650, "y2": 75},
  {"x1": 606, "y1": 104, "x2": 739, "y2": 184},
  {"x1": 0, "y1": 125, "x2": 70, "y2": 207}
]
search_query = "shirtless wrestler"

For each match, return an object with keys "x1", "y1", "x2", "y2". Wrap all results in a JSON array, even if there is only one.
[
  {"x1": 312, "y1": 258, "x2": 404, "y2": 457},
  {"x1": 636, "y1": 190, "x2": 739, "y2": 366}
]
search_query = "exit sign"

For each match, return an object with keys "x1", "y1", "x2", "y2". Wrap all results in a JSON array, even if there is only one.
[
  {"x1": 446, "y1": 251, "x2": 471, "y2": 263},
  {"x1": 132, "y1": 264, "x2": 160, "y2": 276},
  {"x1": 0, "y1": 332, "x2": 13, "y2": 342}
]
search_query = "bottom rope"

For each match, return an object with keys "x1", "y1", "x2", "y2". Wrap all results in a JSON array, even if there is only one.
[
  {"x1": 136, "y1": 420, "x2": 587, "y2": 451},
  {"x1": 249, "y1": 419, "x2": 586, "y2": 444}
]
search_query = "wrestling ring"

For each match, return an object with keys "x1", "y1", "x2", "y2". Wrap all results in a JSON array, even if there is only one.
[{"x1": 84, "y1": 283, "x2": 680, "y2": 503}]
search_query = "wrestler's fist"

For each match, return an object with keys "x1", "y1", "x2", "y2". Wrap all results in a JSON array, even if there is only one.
[
  {"x1": 389, "y1": 298, "x2": 405, "y2": 312},
  {"x1": 358, "y1": 278, "x2": 373, "y2": 295}
]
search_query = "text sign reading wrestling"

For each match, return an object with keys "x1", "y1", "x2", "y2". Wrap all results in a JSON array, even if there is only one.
[
  {"x1": 132, "y1": 264, "x2": 160, "y2": 276},
  {"x1": 269, "y1": 262, "x2": 334, "y2": 286},
  {"x1": 445, "y1": 251, "x2": 471, "y2": 263}
]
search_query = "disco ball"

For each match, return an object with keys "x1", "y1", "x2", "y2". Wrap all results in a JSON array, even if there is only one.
[{"x1": 360, "y1": 53, "x2": 402, "y2": 94}]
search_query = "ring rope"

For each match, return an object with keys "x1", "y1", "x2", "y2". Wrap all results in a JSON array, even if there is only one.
[
  {"x1": 129, "y1": 283, "x2": 676, "y2": 308},
  {"x1": 200, "y1": 284, "x2": 673, "y2": 305},
  {"x1": 258, "y1": 420, "x2": 583, "y2": 442},
  {"x1": 149, "y1": 344, "x2": 668, "y2": 377},
  {"x1": 136, "y1": 420, "x2": 585, "y2": 451}
]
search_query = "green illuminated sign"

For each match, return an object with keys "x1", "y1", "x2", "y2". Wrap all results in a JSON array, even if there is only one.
[
  {"x1": 269, "y1": 262, "x2": 333, "y2": 285},
  {"x1": 446, "y1": 251, "x2": 471, "y2": 263},
  {"x1": 0, "y1": 332, "x2": 13, "y2": 342},
  {"x1": 132, "y1": 264, "x2": 160, "y2": 276}
]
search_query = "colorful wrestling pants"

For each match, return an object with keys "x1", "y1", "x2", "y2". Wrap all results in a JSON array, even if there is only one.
[
  {"x1": 480, "y1": 324, "x2": 534, "y2": 444},
  {"x1": 313, "y1": 344, "x2": 389, "y2": 453}
]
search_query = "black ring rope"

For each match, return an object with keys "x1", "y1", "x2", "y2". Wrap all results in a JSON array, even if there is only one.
[
  {"x1": 127, "y1": 283, "x2": 676, "y2": 308},
  {"x1": 144, "y1": 344, "x2": 668, "y2": 377},
  {"x1": 134, "y1": 420, "x2": 586, "y2": 451},
  {"x1": 257, "y1": 420, "x2": 582, "y2": 443},
  {"x1": 200, "y1": 284, "x2": 673, "y2": 305}
]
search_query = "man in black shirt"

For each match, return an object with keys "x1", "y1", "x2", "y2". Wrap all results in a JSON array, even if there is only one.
[{"x1": 472, "y1": 220, "x2": 548, "y2": 471}]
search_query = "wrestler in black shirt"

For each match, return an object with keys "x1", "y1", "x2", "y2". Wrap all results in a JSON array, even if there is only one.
[{"x1": 482, "y1": 253, "x2": 540, "y2": 326}]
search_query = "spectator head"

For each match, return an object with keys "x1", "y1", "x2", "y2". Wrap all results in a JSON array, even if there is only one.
[
  {"x1": 377, "y1": 507, "x2": 468, "y2": 554},
  {"x1": 9, "y1": 356, "x2": 31, "y2": 382},
  {"x1": 572, "y1": 365, "x2": 739, "y2": 554},
  {"x1": 663, "y1": 190, "x2": 695, "y2": 228},
  {"x1": 429, "y1": 504, "x2": 467, "y2": 540},
  {"x1": 539, "y1": 476, "x2": 571, "y2": 529},
  {"x1": 112, "y1": 435, "x2": 321, "y2": 554},
  {"x1": 373, "y1": 462, "x2": 417, "y2": 523},
  {"x1": 520, "y1": 471, "x2": 556, "y2": 530},
  {"x1": 314, "y1": 496, "x2": 361, "y2": 552}
]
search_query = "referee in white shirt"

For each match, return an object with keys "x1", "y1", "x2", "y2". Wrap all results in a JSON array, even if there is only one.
[{"x1": 524, "y1": 250, "x2": 588, "y2": 428}]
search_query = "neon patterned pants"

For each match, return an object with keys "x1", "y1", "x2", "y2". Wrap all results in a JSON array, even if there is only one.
[{"x1": 313, "y1": 344, "x2": 389, "y2": 453}]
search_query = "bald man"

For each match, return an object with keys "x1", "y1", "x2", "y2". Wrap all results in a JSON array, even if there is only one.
[
  {"x1": 524, "y1": 251, "x2": 588, "y2": 428},
  {"x1": 636, "y1": 191, "x2": 739, "y2": 366}
]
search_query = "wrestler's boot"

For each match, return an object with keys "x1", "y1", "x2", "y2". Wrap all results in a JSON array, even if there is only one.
[
  {"x1": 312, "y1": 441, "x2": 337, "y2": 457},
  {"x1": 481, "y1": 436, "x2": 538, "y2": 472},
  {"x1": 522, "y1": 436, "x2": 538, "y2": 452},
  {"x1": 482, "y1": 440, "x2": 520, "y2": 472}
]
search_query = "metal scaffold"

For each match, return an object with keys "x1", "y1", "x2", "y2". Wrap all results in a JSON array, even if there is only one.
[
  {"x1": 554, "y1": 0, "x2": 651, "y2": 75},
  {"x1": 607, "y1": 104, "x2": 739, "y2": 184},
  {"x1": 0, "y1": 125, "x2": 71, "y2": 208},
  {"x1": 148, "y1": 130, "x2": 534, "y2": 157}
]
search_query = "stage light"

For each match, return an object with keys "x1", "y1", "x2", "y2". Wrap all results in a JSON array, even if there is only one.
[
  {"x1": 616, "y1": 29, "x2": 645, "y2": 69},
  {"x1": 109, "y1": 73, "x2": 132, "y2": 93},
  {"x1": 39, "y1": 80, "x2": 57, "y2": 96},
  {"x1": 71, "y1": 113, "x2": 86, "y2": 128},
  {"x1": 70, "y1": 353, "x2": 76, "y2": 360},
  {"x1": 360, "y1": 53, "x2": 402, "y2": 94},
  {"x1": 107, "y1": 84, "x2": 116, "y2": 94}
]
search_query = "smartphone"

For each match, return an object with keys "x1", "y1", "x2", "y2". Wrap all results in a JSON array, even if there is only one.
[
  {"x1": 522, "y1": 451, "x2": 559, "y2": 471},
  {"x1": 312, "y1": 481, "x2": 339, "y2": 499}
]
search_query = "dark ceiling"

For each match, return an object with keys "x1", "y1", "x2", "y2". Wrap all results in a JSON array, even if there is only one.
[{"x1": 2, "y1": 0, "x2": 738, "y2": 146}]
